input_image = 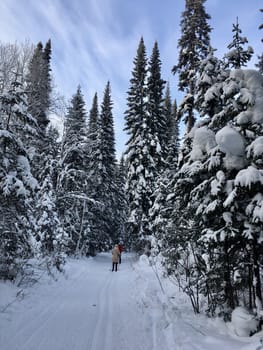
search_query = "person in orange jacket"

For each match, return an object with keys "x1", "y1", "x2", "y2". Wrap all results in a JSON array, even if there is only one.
[{"x1": 118, "y1": 243, "x2": 123, "y2": 264}]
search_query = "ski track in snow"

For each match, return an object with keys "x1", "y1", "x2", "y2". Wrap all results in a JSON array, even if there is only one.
[
  {"x1": 0, "y1": 252, "x2": 258, "y2": 350},
  {"x1": 1, "y1": 253, "x2": 169, "y2": 350}
]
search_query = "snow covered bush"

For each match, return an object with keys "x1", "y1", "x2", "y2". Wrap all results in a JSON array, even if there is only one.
[{"x1": 231, "y1": 307, "x2": 259, "y2": 336}]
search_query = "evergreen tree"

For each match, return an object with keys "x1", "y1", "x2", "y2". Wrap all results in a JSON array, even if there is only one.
[
  {"x1": 95, "y1": 81, "x2": 119, "y2": 248},
  {"x1": 0, "y1": 80, "x2": 38, "y2": 278},
  {"x1": 57, "y1": 86, "x2": 88, "y2": 255},
  {"x1": 87, "y1": 93, "x2": 99, "y2": 153},
  {"x1": 172, "y1": 0, "x2": 211, "y2": 133},
  {"x1": 224, "y1": 18, "x2": 254, "y2": 69},
  {"x1": 86, "y1": 93, "x2": 100, "y2": 198},
  {"x1": 85, "y1": 84, "x2": 120, "y2": 252},
  {"x1": 115, "y1": 155, "x2": 128, "y2": 247},
  {"x1": 34, "y1": 124, "x2": 66, "y2": 267},
  {"x1": 26, "y1": 40, "x2": 53, "y2": 191},
  {"x1": 26, "y1": 41, "x2": 51, "y2": 130},
  {"x1": 147, "y1": 41, "x2": 166, "y2": 168},
  {"x1": 42, "y1": 39, "x2": 52, "y2": 121},
  {"x1": 256, "y1": 54, "x2": 263, "y2": 74},
  {"x1": 150, "y1": 90, "x2": 180, "y2": 257},
  {"x1": 256, "y1": 9, "x2": 263, "y2": 73},
  {"x1": 165, "y1": 92, "x2": 180, "y2": 169},
  {"x1": 167, "y1": 68, "x2": 263, "y2": 317},
  {"x1": 84, "y1": 92, "x2": 105, "y2": 254},
  {"x1": 124, "y1": 38, "x2": 156, "y2": 253},
  {"x1": 99, "y1": 82, "x2": 117, "y2": 181}
]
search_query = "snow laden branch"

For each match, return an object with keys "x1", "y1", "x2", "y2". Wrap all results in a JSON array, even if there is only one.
[{"x1": 58, "y1": 192, "x2": 103, "y2": 207}]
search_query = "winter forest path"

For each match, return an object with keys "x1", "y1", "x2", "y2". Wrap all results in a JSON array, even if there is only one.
[
  {"x1": 0, "y1": 253, "x2": 171, "y2": 350},
  {"x1": 0, "y1": 253, "x2": 256, "y2": 350}
]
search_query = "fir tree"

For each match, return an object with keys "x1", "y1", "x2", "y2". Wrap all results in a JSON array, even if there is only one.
[
  {"x1": 165, "y1": 91, "x2": 180, "y2": 170},
  {"x1": 34, "y1": 124, "x2": 66, "y2": 266},
  {"x1": 84, "y1": 92, "x2": 105, "y2": 254},
  {"x1": 95, "y1": 81, "x2": 119, "y2": 248},
  {"x1": 26, "y1": 40, "x2": 53, "y2": 190},
  {"x1": 172, "y1": 0, "x2": 211, "y2": 133},
  {"x1": 168, "y1": 68, "x2": 263, "y2": 316},
  {"x1": 150, "y1": 92, "x2": 180, "y2": 256},
  {"x1": 0, "y1": 80, "x2": 38, "y2": 278},
  {"x1": 124, "y1": 38, "x2": 156, "y2": 253},
  {"x1": 224, "y1": 18, "x2": 254, "y2": 69},
  {"x1": 57, "y1": 86, "x2": 88, "y2": 255},
  {"x1": 42, "y1": 39, "x2": 52, "y2": 120},
  {"x1": 26, "y1": 41, "x2": 51, "y2": 130},
  {"x1": 115, "y1": 155, "x2": 128, "y2": 247},
  {"x1": 86, "y1": 92, "x2": 100, "y2": 199},
  {"x1": 147, "y1": 41, "x2": 166, "y2": 168}
]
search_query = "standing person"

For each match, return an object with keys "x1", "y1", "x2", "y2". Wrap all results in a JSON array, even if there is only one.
[
  {"x1": 112, "y1": 245, "x2": 120, "y2": 272},
  {"x1": 118, "y1": 243, "x2": 124, "y2": 264}
]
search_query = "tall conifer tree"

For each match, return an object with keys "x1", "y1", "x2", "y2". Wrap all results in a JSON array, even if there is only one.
[
  {"x1": 224, "y1": 18, "x2": 253, "y2": 69},
  {"x1": 95, "y1": 81, "x2": 119, "y2": 247},
  {"x1": 27, "y1": 40, "x2": 51, "y2": 131},
  {"x1": 124, "y1": 37, "x2": 153, "y2": 252},
  {"x1": 57, "y1": 86, "x2": 88, "y2": 255},
  {"x1": 172, "y1": 0, "x2": 211, "y2": 133},
  {"x1": 147, "y1": 41, "x2": 166, "y2": 169},
  {"x1": 0, "y1": 80, "x2": 38, "y2": 276}
]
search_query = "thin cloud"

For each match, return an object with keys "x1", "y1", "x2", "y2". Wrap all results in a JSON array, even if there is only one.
[{"x1": 0, "y1": 0, "x2": 261, "y2": 157}]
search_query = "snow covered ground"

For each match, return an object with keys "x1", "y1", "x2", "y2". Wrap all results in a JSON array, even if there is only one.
[{"x1": 0, "y1": 252, "x2": 262, "y2": 350}]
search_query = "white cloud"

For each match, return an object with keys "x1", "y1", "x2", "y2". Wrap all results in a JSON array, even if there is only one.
[{"x1": 0, "y1": 0, "x2": 261, "y2": 157}]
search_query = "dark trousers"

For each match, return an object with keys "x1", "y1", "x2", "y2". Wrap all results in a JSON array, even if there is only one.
[
  {"x1": 119, "y1": 254, "x2": 121, "y2": 264},
  {"x1": 112, "y1": 262, "x2": 118, "y2": 271}
]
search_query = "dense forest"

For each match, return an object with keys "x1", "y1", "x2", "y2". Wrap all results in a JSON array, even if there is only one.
[{"x1": 0, "y1": 0, "x2": 262, "y2": 324}]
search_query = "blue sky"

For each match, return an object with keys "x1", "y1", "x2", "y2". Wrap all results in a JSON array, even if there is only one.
[{"x1": 0, "y1": 0, "x2": 262, "y2": 157}]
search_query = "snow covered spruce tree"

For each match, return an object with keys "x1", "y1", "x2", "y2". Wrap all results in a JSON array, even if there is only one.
[
  {"x1": 147, "y1": 41, "x2": 166, "y2": 169},
  {"x1": 224, "y1": 18, "x2": 253, "y2": 69},
  {"x1": 91, "y1": 81, "x2": 120, "y2": 249},
  {"x1": 26, "y1": 40, "x2": 53, "y2": 188},
  {"x1": 172, "y1": 0, "x2": 211, "y2": 134},
  {"x1": 169, "y1": 58, "x2": 263, "y2": 317},
  {"x1": 84, "y1": 92, "x2": 102, "y2": 254},
  {"x1": 150, "y1": 86, "x2": 180, "y2": 255},
  {"x1": 165, "y1": 88, "x2": 180, "y2": 167},
  {"x1": 57, "y1": 86, "x2": 89, "y2": 255},
  {"x1": 161, "y1": 0, "x2": 212, "y2": 310},
  {"x1": 116, "y1": 155, "x2": 128, "y2": 246},
  {"x1": 124, "y1": 38, "x2": 149, "y2": 252},
  {"x1": 26, "y1": 40, "x2": 51, "y2": 133},
  {"x1": 124, "y1": 38, "x2": 165, "y2": 253},
  {"x1": 0, "y1": 79, "x2": 38, "y2": 279},
  {"x1": 26, "y1": 39, "x2": 65, "y2": 264},
  {"x1": 34, "y1": 126, "x2": 66, "y2": 266}
]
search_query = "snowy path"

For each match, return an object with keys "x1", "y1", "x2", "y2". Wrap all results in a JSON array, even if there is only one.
[
  {"x1": 0, "y1": 253, "x2": 167, "y2": 350},
  {"x1": 0, "y1": 253, "x2": 260, "y2": 350}
]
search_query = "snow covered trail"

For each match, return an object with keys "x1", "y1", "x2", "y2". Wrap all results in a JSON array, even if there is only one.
[
  {"x1": 0, "y1": 253, "x2": 167, "y2": 350},
  {"x1": 0, "y1": 252, "x2": 261, "y2": 350}
]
